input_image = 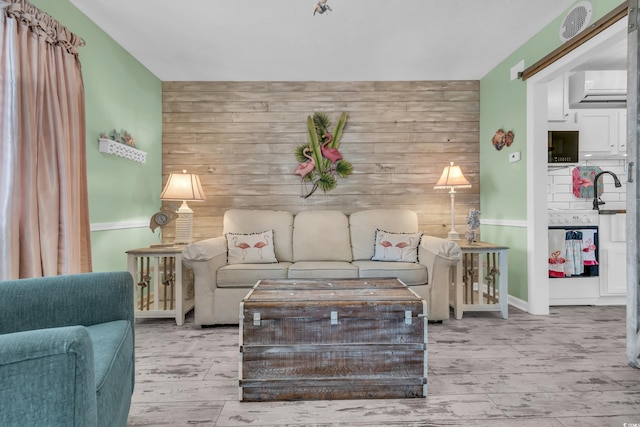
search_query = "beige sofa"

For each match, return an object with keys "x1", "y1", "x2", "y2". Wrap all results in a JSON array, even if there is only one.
[{"x1": 182, "y1": 209, "x2": 461, "y2": 325}]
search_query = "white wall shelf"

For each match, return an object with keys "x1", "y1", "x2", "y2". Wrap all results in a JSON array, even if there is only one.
[{"x1": 98, "y1": 138, "x2": 147, "y2": 163}]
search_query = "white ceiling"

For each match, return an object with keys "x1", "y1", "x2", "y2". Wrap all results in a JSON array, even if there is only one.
[{"x1": 69, "y1": 0, "x2": 579, "y2": 81}]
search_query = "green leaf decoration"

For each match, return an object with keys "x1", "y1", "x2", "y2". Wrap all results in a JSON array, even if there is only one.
[
  {"x1": 294, "y1": 144, "x2": 311, "y2": 163},
  {"x1": 303, "y1": 171, "x2": 316, "y2": 182},
  {"x1": 307, "y1": 116, "x2": 324, "y2": 175},
  {"x1": 317, "y1": 173, "x2": 337, "y2": 192},
  {"x1": 331, "y1": 112, "x2": 347, "y2": 149},
  {"x1": 313, "y1": 112, "x2": 330, "y2": 133},
  {"x1": 335, "y1": 160, "x2": 353, "y2": 178}
]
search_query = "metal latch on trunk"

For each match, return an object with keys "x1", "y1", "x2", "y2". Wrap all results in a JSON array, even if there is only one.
[
  {"x1": 330, "y1": 311, "x2": 338, "y2": 325},
  {"x1": 405, "y1": 310, "x2": 413, "y2": 325}
]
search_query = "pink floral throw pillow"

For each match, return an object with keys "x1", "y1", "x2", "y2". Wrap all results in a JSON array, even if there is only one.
[
  {"x1": 371, "y1": 229, "x2": 422, "y2": 263},
  {"x1": 226, "y1": 230, "x2": 277, "y2": 264}
]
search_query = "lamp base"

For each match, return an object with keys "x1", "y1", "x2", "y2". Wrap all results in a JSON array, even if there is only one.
[
  {"x1": 173, "y1": 201, "x2": 194, "y2": 245},
  {"x1": 447, "y1": 230, "x2": 461, "y2": 240}
]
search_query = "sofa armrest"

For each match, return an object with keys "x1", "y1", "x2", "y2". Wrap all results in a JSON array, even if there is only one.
[
  {"x1": 183, "y1": 236, "x2": 227, "y2": 262},
  {"x1": 0, "y1": 326, "x2": 98, "y2": 426},
  {"x1": 183, "y1": 236, "x2": 228, "y2": 325},
  {"x1": 418, "y1": 236, "x2": 461, "y2": 321}
]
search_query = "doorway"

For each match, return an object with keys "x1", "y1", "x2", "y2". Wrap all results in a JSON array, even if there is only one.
[{"x1": 525, "y1": 18, "x2": 627, "y2": 315}]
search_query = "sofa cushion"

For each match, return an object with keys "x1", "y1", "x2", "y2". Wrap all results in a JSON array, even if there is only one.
[
  {"x1": 292, "y1": 210, "x2": 352, "y2": 262},
  {"x1": 226, "y1": 230, "x2": 277, "y2": 264},
  {"x1": 352, "y1": 260, "x2": 428, "y2": 286},
  {"x1": 350, "y1": 209, "x2": 419, "y2": 260},
  {"x1": 288, "y1": 261, "x2": 358, "y2": 279},
  {"x1": 217, "y1": 263, "x2": 292, "y2": 287},
  {"x1": 86, "y1": 320, "x2": 134, "y2": 427},
  {"x1": 223, "y1": 209, "x2": 294, "y2": 262},
  {"x1": 372, "y1": 230, "x2": 423, "y2": 263}
]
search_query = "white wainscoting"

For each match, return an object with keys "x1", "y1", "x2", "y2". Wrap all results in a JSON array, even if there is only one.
[{"x1": 481, "y1": 218, "x2": 528, "y2": 228}]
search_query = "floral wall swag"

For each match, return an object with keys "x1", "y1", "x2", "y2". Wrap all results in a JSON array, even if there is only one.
[{"x1": 294, "y1": 112, "x2": 353, "y2": 198}]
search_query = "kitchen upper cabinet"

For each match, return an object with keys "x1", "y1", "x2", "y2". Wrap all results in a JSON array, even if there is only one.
[
  {"x1": 547, "y1": 74, "x2": 570, "y2": 122},
  {"x1": 576, "y1": 109, "x2": 626, "y2": 157},
  {"x1": 618, "y1": 109, "x2": 627, "y2": 155}
]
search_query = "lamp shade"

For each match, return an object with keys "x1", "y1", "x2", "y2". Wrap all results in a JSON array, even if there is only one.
[
  {"x1": 434, "y1": 162, "x2": 471, "y2": 189},
  {"x1": 160, "y1": 170, "x2": 206, "y2": 201}
]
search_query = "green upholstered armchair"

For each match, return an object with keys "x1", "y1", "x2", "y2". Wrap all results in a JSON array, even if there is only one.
[{"x1": 0, "y1": 272, "x2": 135, "y2": 427}]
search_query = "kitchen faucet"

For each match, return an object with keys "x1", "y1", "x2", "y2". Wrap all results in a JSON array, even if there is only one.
[{"x1": 592, "y1": 170, "x2": 622, "y2": 210}]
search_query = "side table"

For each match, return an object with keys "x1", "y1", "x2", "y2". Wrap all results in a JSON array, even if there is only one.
[
  {"x1": 126, "y1": 246, "x2": 195, "y2": 325},
  {"x1": 450, "y1": 241, "x2": 509, "y2": 319}
]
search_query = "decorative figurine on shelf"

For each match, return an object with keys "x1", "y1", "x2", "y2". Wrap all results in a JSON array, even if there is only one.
[
  {"x1": 98, "y1": 129, "x2": 136, "y2": 148},
  {"x1": 465, "y1": 209, "x2": 481, "y2": 244}
]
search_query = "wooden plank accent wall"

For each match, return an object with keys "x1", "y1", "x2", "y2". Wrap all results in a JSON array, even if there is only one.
[{"x1": 161, "y1": 81, "x2": 480, "y2": 241}]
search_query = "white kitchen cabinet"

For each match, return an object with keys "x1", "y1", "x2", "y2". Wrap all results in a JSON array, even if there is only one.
[
  {"x1": 618, "y1": 109, "x2": 627, "y2": 155},
  {"x1": 547, "y1": 74, "x2": 570, "y2": 122},
  {"x1": 576, "y1": 110, "x2": 616, "y2": 155},
  {"x1": 576, "y1": 109, "x2": 626, "y2": 157},
  {"x1": 602, "y1": 243, "x2": 627, "y2": 295},
  {"x1": 598, "y1": 213, "x2": 627, "y2": 304}
]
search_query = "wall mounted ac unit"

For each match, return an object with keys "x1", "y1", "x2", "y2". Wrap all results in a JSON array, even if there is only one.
[{"x1": 568, "y1": 70, "x2": 626, "y2": 108}]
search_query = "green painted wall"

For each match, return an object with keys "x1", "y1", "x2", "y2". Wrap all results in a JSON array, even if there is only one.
[
  {"x1": 30, "y1": 0, "x2": 162, "y2": 272},
  {"x1": 479, "y1": 0, "x2": 623, "y2": 302}
]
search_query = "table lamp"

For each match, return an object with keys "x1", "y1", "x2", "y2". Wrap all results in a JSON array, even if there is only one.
[
  {"x1": 434, "y1": 162, "x2": 471, "y2": 240},
  {"x1": 160, "y1": 170, "x2": 206, "y2": 244}
]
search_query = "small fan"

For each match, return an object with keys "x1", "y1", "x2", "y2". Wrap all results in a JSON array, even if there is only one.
[{"x1": 559, "y1": 1, "x2": 593, "y2": 43}]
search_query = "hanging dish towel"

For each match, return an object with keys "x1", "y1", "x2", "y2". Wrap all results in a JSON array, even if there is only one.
[
  {"x1": 572, "y1": 166, "x2": 603, "y2": 199},
  {"x1": 548, "y1": 229, "x2": 566, "y2": 278},
  {"x1": 581, "y1": 229, "x2": 598, "y2": 266},
  {"x1": 563, "y1": 230, "x2": 584, "y2": 277}
]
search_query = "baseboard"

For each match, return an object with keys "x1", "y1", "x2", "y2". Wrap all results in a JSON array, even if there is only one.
[{"x1": 508, "y1": 294, "x2": 529, "y2": 313}]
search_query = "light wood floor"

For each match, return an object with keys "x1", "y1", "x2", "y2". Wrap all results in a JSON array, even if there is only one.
[{"x1": 127, "y1": 305, "x2": 640, "y2": 426}]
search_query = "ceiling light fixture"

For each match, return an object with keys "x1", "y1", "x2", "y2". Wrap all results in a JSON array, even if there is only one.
[{"x1": 313, "y1": 0, "x2": 332, "y2": 16}]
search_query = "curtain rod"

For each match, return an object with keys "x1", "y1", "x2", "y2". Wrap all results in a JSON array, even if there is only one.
[
  {"x1": 520, "y1": 2, "x2": 628, "y2": 81},
  {"x1": 3, "y1": 0, "x2": 86, "y2": 49}
]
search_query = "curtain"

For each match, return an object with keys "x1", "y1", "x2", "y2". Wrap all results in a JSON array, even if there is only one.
[{"x1": 0, "y1": 0, "x2": 91, "y2": 279}]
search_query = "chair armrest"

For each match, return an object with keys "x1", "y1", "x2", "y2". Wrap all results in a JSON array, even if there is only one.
[
  {"x1": 0, "y1": 272, "x2": 133, "y2": 335},
  {"x1": 0, "y1": 326, "x2": 97, "y2": 426}
]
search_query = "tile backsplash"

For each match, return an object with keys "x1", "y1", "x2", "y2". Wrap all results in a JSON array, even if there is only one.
[{"x1": 547, "y1": 158, "x2": 628, "y2": 211}]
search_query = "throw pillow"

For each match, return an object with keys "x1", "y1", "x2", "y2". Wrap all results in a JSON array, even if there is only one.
[
  {"x1": 226, "y1": 230, "x2": 277, "y2": 264},
  {"x1": 371, "y1": 229, "x2": 422, "y2": 263}
]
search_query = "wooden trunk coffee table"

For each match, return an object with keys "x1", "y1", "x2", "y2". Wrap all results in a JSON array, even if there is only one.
[{"x1": 239, "y1": 278, "x2": 427, "y2": 401}]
